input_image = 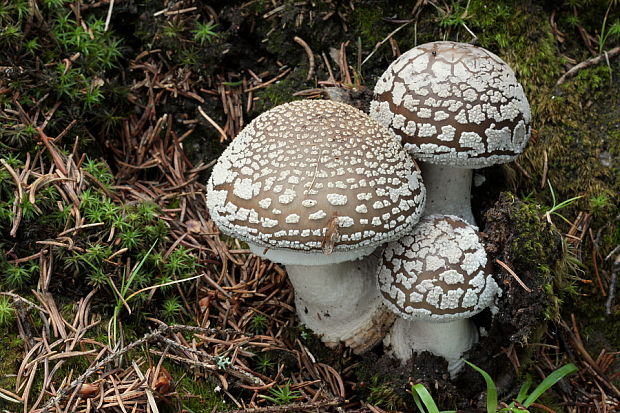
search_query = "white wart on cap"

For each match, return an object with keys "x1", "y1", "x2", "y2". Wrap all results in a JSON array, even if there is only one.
[
  {"x1": 207, "y1": 99, "x2": 426, "y2": 263},
  {"x1": 370, "y1": 41, "x2": 531, "y2": 168},
  {"x1": 378, "y1": 214, "x2": 498, "y2": 320}
]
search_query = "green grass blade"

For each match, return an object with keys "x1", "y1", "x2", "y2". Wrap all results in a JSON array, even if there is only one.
[
  {"x1": 257, "y1": 394, "x2": 278, "y2": 404},
  {"x1": 552, "y1": 195, "x2": 583, "y2": 211},
  {"x1": 515, "y1": 373, "x2": 533, "y2": 403},
  {"x1": 126, "y1": 274, "x2": 201, "y2": 301},
  {"x1": 123, "y1": 240, "x2": 158, "y2": 297},
  {"x1": 411, "y1": 384, "x2": 438, "y2": 413},
  {"x1": 547, "y1": 180, "x2": 557, "y2": 208},
  {"x1": 464, "y1": 360, "x2": 497, "y2": 413},
  {"x1": 522, "y1": 363, "x2": 578, "y2": 407}
]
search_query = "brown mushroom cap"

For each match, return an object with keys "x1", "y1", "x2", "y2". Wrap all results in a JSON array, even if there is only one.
[
  {"x1": 378, "y1": 214, "x2": 499, "y2": 321},
  {"x1": 370, "y1": 41, "x2": 531, "y2": 168},
  {"x1": 207, "y1": 100, "x2": 426, "y2": 260}
]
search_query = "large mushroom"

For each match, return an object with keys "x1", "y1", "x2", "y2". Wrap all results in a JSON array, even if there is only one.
[
  {"x1": 378, "y1": 215, "x2": 499, "y2": 375},
  {"x1": 370, "y1": 40, "x2": 531, "y2": 224},
  {"x1": 207, "y1": 99, "x2": 426, "y2": 353}
]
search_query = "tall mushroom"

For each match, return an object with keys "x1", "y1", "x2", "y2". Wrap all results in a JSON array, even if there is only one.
[
  {"x1": 378, "y1": 215, "x2": 499, "y2": 375},
  {"x1": 370, "y1": 41, "x2": 531, "y2": 224},
  {"x1": 207, "y1": 100, "x2": 426, "y2": 353}
]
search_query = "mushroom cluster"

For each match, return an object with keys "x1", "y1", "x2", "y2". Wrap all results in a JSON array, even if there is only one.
[
  {"x1": 205, "y1": 40, "x2": 531, "y2": 377},
  {"x1": 207, "y1": 99, "x2": 426, "y2": 353}
]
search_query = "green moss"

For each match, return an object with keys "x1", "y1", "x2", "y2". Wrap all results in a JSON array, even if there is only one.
[
  {"x1": 506, "y1": 195, "x2": 572, "y2": 322},
  {"x1": 250, "y1": 68, "x2": 306, "y2": 116},
  {"x1": 164, "y1": 362, "x2": 226, "y2": 412},
  {"x1": 366, "y1": 375, "x2": 408, "y2": 411},
  {"x1": 352, "y1": 7, "x2": 388, "y2": 47},
  {"x1": 0, "y1": 331, "x2": 22, "y2": 409}
]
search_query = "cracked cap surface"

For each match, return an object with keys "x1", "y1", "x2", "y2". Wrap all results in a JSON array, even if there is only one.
[
  {"x1": 207, "y1": 100, "x2": 426, "y2": 261},
  {"x1": 370, "y1": 41, "x2": 531, "y2": 168},
  {"x1": 378, "y1": 214, "x2": 499, "y2": 321}
]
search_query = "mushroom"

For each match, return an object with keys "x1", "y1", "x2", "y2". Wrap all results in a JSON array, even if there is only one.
[
  {"x1": 377, "y1": 214, "x2": 499, "y2": 375},
  {"x1": 370, "y1": 41, "x2": 531, "y2": 224},
  {"x1": 207, "y1": 99, "x2": 426, "y2": 353}
]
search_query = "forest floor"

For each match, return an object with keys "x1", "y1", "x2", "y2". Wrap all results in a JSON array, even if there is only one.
[{"x1": 0, "y1": 1, "x2": 618, "y2": 412}]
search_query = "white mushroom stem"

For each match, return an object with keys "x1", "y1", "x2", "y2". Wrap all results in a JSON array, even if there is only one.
[
  {"x1": 284, "y1": 251, "x2": 395, "y2": 354},
  {"x1": 385, "y1": 317, "x2": 478, "y2": 377},
  {"x1": 419, "y1": 162, "x2": 475, "y2": 224},
  {"x1": 248, "y1": 243, "x2": 395, "y2": 354}
]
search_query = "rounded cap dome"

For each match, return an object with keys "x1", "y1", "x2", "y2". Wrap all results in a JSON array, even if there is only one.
[
  {"x1": 378, "y1": 214, "x2": 499, "y2": 321},
  {"x1": 207, "y1": 100, "x2": 426, "y2": 264},
  {"x1": 370, "y1": 41, "x2": 531, "y2": 168}
]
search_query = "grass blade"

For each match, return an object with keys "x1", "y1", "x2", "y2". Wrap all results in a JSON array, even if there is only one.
[
  {"x1": 123, "y1": 240, "x2": 158, "y2": 297},
  {"x1": 522, "y1": 363, "x2": 578, "y2": 407},
  {"x1": 515, "y1": 374, "x2": 533, "y2": 403},
  {"x1": 464, "y1": 360, "x2": 497, "y2": 413},
  {"x1": 411, "y1": 384, "x2": 439, "y2": 413}
]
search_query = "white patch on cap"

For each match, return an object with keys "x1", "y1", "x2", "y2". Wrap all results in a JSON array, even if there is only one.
[
  {"x1": 233, "y1": 178, "x2": 261, "y2": 200},
  {"x1": 258, "y1": 198, "x2": 272, "y2": 209},
  {"x1": 327, "y1": 193, "x2": 348, "y2": 206},
  {"x1": 278, "y1": 188, "x2": 296, "y2": 205},
  {"x1": 301, "y1": 199, "x2": 317, "y2": 208},
  {"x1": 308, "y1": 210, "x2": 327, "y2": 220},
  {"x1": 285, "y1": 214, "x2": 300, "y2": 224}
]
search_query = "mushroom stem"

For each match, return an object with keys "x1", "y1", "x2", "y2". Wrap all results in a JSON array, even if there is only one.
[
  {"x1": 285, "y1": 251, "x2": 395, "y2": 354},
  {"x1": 385, "y1": 317, "x2": 478, "y2": 377},
  {"x1": 419, "y1": 162, "x2": 474, "y2": 224}
]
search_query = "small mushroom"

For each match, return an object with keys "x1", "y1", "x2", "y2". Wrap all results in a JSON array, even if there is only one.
[
  {"x1": 370, "y1": 41, "x2": 531, "y2": 224},
  {"x1": 377, "y1": 214, "x2": 499, "y2": 375},
  {"x1": 207, "y1": 99, "x2": 426, "y2": 353}
]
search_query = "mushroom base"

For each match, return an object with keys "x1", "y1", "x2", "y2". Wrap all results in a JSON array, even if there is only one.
[
  {"x1": 285, "y1": 251, "x2": 395, "y2": 354},
  {"x1": 419, "y1": 163, "x2": 475, "y2": 225},
  {"x1": 384, "y1": 318, "x2": 478, "y2": 377}
]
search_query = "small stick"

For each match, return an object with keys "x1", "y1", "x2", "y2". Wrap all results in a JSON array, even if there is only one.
[
  {"x1": 605, "y1": 254, "x2": 618, "y2": 315},
  {"x1": 321, "y1": 52, "x2": 336, "y2": 84},
  {"x1": 495, "y1": 259, "x2": 532, "y2": 293},
  {"x1": 198, "y1": 106, "x2": 228, "y2": 141},
  {"x1": 513, "y1": 160, "x2": 531, "y2": 179},
  {"x1": 589, "y1": 228, "x2": 606, "y2": 297},
  {"x1": 540, "y1": 149, "x2": 548, "y2": 190},
  {"x1": 40, "y1": 325, "x2": 249, "y2": 412},
  {"x1": 293, "y1": 36, "x2": 315, "y2": 81},
  {"x1": 361, "y1": 21, "x2": 412, "y2": 66},
  {"x1": 556, "y1": 46, "x2": 620, "y2": 86},
  {"x1": 244, "y1": 67, "x2": 292, "y2": 93},
  {"x1": 36, "y1": 128, "x2": 68, "y2": 176},
  {"x1": 218, "y1": 397, "x2": 344, "y2": 413}
]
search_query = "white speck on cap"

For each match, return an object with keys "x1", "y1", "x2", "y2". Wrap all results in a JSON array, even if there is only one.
[
  {"x1": 207, "y1": 100, "x2": 426, "y2": 264},
  {"x1": 377, "y1": 214, "x2": 499, "y2": 321},
  {"x1": 370, "y1": 41, "x2": 531, "y2": 168}
]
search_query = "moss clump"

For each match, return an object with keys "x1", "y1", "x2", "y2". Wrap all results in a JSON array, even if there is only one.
[
  {"x1": 517, "y1": 60, "x2": 620, "y2": 350},
  {"x1": 449, "y1": 194, "x2": 568, "y2": 399},
  {"x1": 485, "y1": 193, "x2": 566, "y2": 327},
  {"x1": 155, "y1": 362, "x2": 227, "y2": 412},
  {"x1": 0, "y1": 0, "x2": 128, "y2": 148},
  {"x1": 352, "y1": 7, "x2": 390, "y2": 48},
  {"x1": 0, "y1": 331, "x2": 23, "y2": 409},
  {"x1": 249, "y1": 67, "x2": 307, "y2": 116}
]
